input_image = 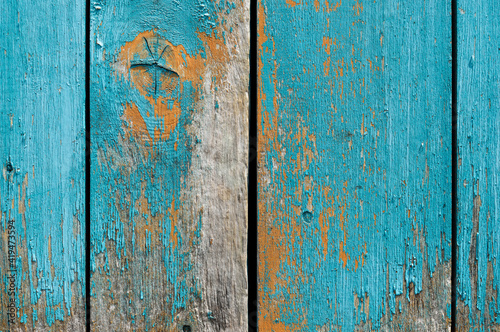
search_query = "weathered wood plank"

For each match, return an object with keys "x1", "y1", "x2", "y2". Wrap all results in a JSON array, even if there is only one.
[
  {"x1": 90, "y1": 1, "x2": 249, "y2": 330},
  {"x1": 257, "y1": 1, "x2": 452, "y2": 330},
  {"x1": 0, "y1": 0, "x2": 86, "y2": 330},
  {"x1": 456, "y1": 2, "x2": 500, "y2": 330}
]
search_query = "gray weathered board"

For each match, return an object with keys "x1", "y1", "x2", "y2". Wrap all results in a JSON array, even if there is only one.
[{"x1": 89, "y1": 0, "x2": 249, "y2": 330}]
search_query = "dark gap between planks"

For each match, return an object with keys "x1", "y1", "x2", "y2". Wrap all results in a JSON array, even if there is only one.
[
  {"x1": 83, "y1": 1, "x2": 260, "y2": 331},
  {"x1": 85, "y1": 0, "x2": 91, "y2": 330},
  {"x1": 248, "y1": 0, "x2": 259, "y2": 330},
  {"x1": 451, "y1": 0, "x2": 458, "y2": 330}
]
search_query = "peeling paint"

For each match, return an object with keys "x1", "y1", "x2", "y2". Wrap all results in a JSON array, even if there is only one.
[
  {"x1": 457, "y1": 1, "x2": 500, "y2": 329},
  {"x1": 0, "y1": 0, "x2": 86, "y2": 329},
  {"x1": 258, "y1": 1, "x2": 452, "y2": 330},
  {"x1": 91, "y1": 0, "x2": 248, "y2": 330}
]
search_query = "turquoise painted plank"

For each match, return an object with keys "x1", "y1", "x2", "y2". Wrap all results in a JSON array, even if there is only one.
[
  {"x1": 90, "y1": 0, "x2": 249, "y2": 330},
  {"x1": 257, "y1": 0, "x2": 452, "y2": 330},
  {"x1": 456, "y1": 2, "x2": 500, "y2": 330},
  {"x1": 0, "y1": 0, "x2": 86, "y2": 330}
]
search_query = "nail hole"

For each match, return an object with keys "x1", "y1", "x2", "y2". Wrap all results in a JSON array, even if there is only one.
[
  {"x1": 302, "y1": 211, "x2": 313, "y2": 223},
  {"x1": 183, "y1": 325, "x2": 192, "y2": 332},
  {"x1": 6, "y1": 162, "x2": 13, "y2": 173}
]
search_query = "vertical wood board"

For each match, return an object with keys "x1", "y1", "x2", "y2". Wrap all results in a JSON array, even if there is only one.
[
  {"x1": 0, "y1": 0, "x2": 86, "y2": 330},
  {"x1": 257, "y1": 1, "x2": 452, "y2": 330},
  {"x1": 90, "y1": 0, "x2": 249, "y2": 330},
  {"x1": 456, "y1": 1, "x2": 500, "y2": 329}
]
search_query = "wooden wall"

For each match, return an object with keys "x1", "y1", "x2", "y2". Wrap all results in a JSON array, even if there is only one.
[{"x1": 1, "y1": 0, "x2": 500, "y2": 331}]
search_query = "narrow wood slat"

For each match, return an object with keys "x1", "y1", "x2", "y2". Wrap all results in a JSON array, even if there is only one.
[
  {"x1": 257, "y1": 1, "x2": 452, "y2": 330},
  {"x1": 0, "y1": 0, "x2": 86, "y2": 330},
  {"x1": 89, "y1": 0, "x2": 249, "y2": 330},
  {"x1": 456, "y1": 2, "x2": 500, "y2": 329}
]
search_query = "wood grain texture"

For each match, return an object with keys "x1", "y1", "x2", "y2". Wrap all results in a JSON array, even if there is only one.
[
  {"x1": 0, "y1": 0, "x2": 86, "y2": 330},
  {"x1": 257, "y1": 1, "x2": 452, "y2": 330},
  {"x1": 456, "y1": 2, "x2": 500, "y2": 330},
  {"x1": 90, "y1": 0, "x2": 249, "y2": 330}
]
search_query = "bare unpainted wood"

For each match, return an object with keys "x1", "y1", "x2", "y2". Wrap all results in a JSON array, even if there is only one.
[{"x1": 90, "y1": 1, "x2": 249, "y2": 331}]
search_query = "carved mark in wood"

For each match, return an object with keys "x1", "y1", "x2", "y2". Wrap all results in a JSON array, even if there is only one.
[{"x1": 117, "y1": 32, "x2": 185, "y2": 142}]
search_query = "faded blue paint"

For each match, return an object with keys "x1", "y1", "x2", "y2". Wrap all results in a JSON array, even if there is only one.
[
  {"x1": 90, "y1": 0, "x2": 236, "y2": 329},
  {"x1": 0, "y1": 0, "x2": 86, "y2": 329},
  {"x1": 258, "y1": 0, "x2": 451, "y2": 330},
  {"x1": 457, "y1": 1, "x2": 500, "y2": 329}
]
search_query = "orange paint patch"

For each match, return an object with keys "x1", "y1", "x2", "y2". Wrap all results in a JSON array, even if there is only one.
[
  {"x1": 257, "y1": 3, "x2": 309, "y2": 330},
  {"x1": 361, "y1": 113, "x2": 366, "y2": 136},
  {"x1": 323, "y1": 57, "x2": 331, "y2": 76},
  {"x1": 168, "y1": 195, "x2": 179, "y2": 250},
  {"x1": 353, "y1": 0, "x2": 363, "y2": 15},
  {"x1": 285, "y1": 0, "x2": 301, "y2": 7},
  {"x1": 18, "y1": 173, "x2": 28, "y2": 215},
  {"x1": 321, "y1": 183, "x2": 368, "y2": 271},
  {"x1": 115, "y1": 30, "x2": 228, "y2": 142},
  {"x1": 122, "y1": 102, "x2": 151, "y2": 140},
  {"x1": 116, "y1": 31, "x2": 200, "y2": 141},
  {"x1": 338, "y1": 182, "x2": 350, "y2": 268},
  {"x1": 325, "y1": 0, "x2": 342, "y2": 12},
  {"x1": 322, "y1": 36, "x2": 332, "y2": 55},
  {"x1": 339, "y1": 241, "x2": 349, "y2": 267},
  {"x1": 319, "y1": 197, "x2": 334, "y2": 259}
]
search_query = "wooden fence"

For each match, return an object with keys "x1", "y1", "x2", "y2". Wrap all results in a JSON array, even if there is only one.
[{"x1": 0, "y1": 0, "x2": 498, "y2": 331}]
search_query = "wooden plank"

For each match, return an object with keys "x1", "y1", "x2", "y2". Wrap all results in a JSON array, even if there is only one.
[
  {"x1": 90, "y1": 1, "x2": 249, "y2": 330},
  {"x1": 257, "y1": 1, "x2": 452, "y2": 330},
  {"x1": 456, "y1": 2, "x2": 500, "y2": 330},
  {"x1": 0, "y1": 0, "x2": 86, "y2": 330}
]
